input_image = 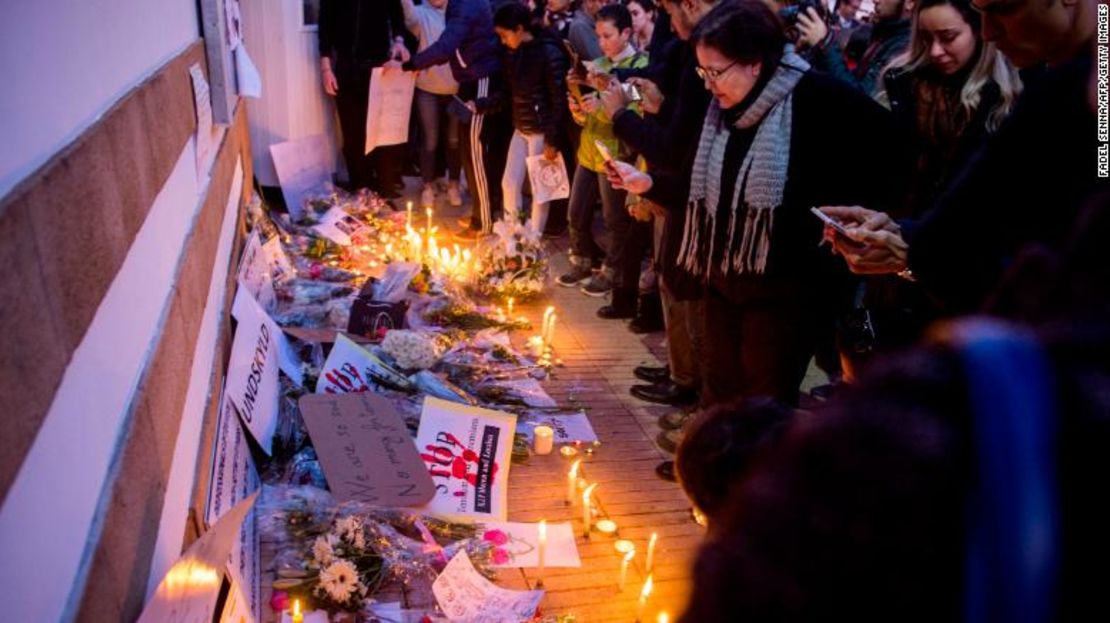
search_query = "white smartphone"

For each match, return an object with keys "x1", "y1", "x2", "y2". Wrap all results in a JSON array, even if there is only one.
[
  {"x1": 594, "y1": 139, "x2": 614, "y2": 165},
  {"x1": 810, "y1": 207, "x2": 851, "y2": 237}
]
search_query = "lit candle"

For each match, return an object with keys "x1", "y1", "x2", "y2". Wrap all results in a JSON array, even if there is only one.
[
  {"x1": 537, "y1": 520, "x2": 547, "y2": 586},
  {"x1": 527, "y1": 335, "x2": 545, "y2": 358},
  {"x1": 495, "y1": 306, "x2": 506, "y2": 322},
  {"x1": 582, "y1": 483, "x2": 598, "y2": 538},
  {"x1": 291, "y1": 599, "x2": 303, "y2": 623},
  {"x1": 658, "y1": 613, "x2": 669, "y2": 623},
  {"x1": 559, "y1": 445, "x2": 579, "y2": 459},
  {"x1": 426, "y1": 207, "x2": 433, "y2": 233},
  {"x1": 546, "y1": 314, "x2": 557, "y2": 349},
  {"x1": 619, "y1": 549, "x2": 634, "y2": 592},
  {"x1": 566, "y1": 459, "x2": 582, "y2": 505},
  {"x1": 614, "y1": 539, "x2": 636, "y2": 555},
  {"x1": 645, "y1": 532, "x2": 658, "y2": 575},
  {"x1": 637, "y1": 575, "x2": 654, "y2": 622},
  {"x1": 541, "y1": 306, "x2": 555, "y2": 343},
  {"x1": 595, "y1": 519, "x2": 617, "y2": 535},
  {"x1": 406, "y1": 201, "x2": 413, "y2": 228},
  {"x1": 507, "y1": 297, "x2": 515, "y2": 318},
  {"x1": 533, "y1": 425, "x2": 554, "y2": 455}
]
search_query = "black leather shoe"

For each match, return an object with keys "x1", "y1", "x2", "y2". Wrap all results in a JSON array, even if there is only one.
[
  {"x1": 628, "y1": 314, "x2": 664, "y2": 333},
  {"x1": 633, "y1": 365, "x2": 670, "y2": 383},
  {"x1": 597, "y1": 303, "x2": 636, "y2": 319},
  {"x1": 630, "y1": 381, "x2": 697, "y2": 406},
  {"x1": 655, "y1": 460, "x2": 676, "y2": 482}
]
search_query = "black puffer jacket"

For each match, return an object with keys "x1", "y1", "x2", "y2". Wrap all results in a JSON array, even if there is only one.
[{"x1": 477, "y1": 34, "x2": 570, "y2": 149}]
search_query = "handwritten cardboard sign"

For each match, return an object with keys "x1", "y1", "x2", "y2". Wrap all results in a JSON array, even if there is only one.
[
  {"x1": 365, "y1": 67, "x2": 416, "y2": 153},
  {"x1": 299, "y1": 393, "x2": 435, "y2": 507},
  {"x1": 237, "y1": 230, "x2": 278, "y2": 312},
  {"x1": 270, "y1": 134, "x2": 333, "y2": 220},
  {"x1": 416, "y1": 398, "x2": 516, "y2": 522},
  {"x1": 433, "y1": 551, "x2": 543, "y2": 622}
]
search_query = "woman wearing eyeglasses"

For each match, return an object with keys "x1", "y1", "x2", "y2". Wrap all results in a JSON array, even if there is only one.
[{"x1": 608, "y1": 0, "x2": 908, "y2": 406}]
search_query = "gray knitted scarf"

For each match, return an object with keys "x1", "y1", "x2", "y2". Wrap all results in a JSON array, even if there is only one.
[{"x1": 677, "y1": 49, "x2": 810, "y2": 277}]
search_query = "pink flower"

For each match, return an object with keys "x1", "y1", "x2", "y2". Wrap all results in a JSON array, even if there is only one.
[
  {"x1": 270, "y1": 590, "x2": 289, "y2": 612},
  {"x1": 491, "y1": 548, "x2": 511, "y2": 565},
  {"x1": 482, "y1": 529, "x2": 509, "y2": 545},
  {"x1": 309, "y1": 263, "x2": 323, "y2": 279}
]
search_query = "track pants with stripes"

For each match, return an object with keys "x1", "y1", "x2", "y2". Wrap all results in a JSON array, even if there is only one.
[{"x1": 459, "y1": 75, "x2": 509, "y2": 233}]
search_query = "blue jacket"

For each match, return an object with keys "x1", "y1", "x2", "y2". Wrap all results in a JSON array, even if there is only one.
[{"x1": 406, "y1": 0, "x2": 500, "y2": 84}]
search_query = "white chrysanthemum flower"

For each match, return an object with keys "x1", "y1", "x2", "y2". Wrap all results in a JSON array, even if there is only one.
[
  {"x1": 381, "y1": 330, "x2": 439, "y2": 370},
  {"x1": 312, "y1": 534, "x2": 336, "y2": 565},
  {"x1": 317, "y1": 559, "x2": 361, "y2": 603}
]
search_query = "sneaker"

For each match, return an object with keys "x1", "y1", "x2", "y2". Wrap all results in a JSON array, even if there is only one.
[
  {"x1": 657, "y1": 409, "x2": 693, "y2": 431},
  {"x1": 447, "y1": 183, "x2": 463, "y2": 207},
  {"x1": 580, "y1": 274, "x2": 612, "y2": 297},
  {"x1": 557, "y1": 265, "x2": 594, "y2": 287},
  {"x1": 421, "y1": 185, "x2": 436, "y2": 208}
]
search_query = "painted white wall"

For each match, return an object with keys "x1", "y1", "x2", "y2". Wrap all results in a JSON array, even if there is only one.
[
  {"x1": 145, "y1": 156, "x2": 243, "y2": 597},
  {"x1": 0, "y1": 135, "x2": 214, "y2": 623},
  {"x1": 0, "y1": 0, "x2": 200, "y2": 199},
  {"x1": 241, "y1": 0, "x2": 338, "y2": 186}
]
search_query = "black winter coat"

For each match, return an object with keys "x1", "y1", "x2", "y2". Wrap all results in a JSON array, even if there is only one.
[
  {"x1": 319, "y1": 0, "x2": 407, "y2": 73},
  {"x1": 478, "y1": 35, "x2": 570, "y2": 149}
]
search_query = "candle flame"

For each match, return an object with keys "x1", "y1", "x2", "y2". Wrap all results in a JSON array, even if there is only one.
[
  {"x1": 293, "y1": 599, "x2": 301, "y2": 616},
  {"x1": 658, "y1": 613, "x2": 669, "y2": 623},
  {"x1": 538, "y1": 519, "x2": 547, "y2": 541},
  {"x1": 640, "y1": 574, "x2": 654, "y2": 600},
  {"x1": 569, "y1": 459, "x2": 582, "y2": 478},
  {"x1": 623, "y1": 549, "x2": 635, "y2": 563}
]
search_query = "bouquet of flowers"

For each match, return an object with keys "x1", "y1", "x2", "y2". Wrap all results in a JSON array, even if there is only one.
[
  {"x1": 295, "y1": 515, "x2": 387, "y2": 613},
  {"x1": 381, "y1": 329, "x2": 442, "y2": 370},
  {"x1": 476, "y1": 219, "x2": 548, "y2": 300}
]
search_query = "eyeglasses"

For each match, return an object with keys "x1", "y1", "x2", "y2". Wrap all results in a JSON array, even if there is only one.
[{"x1": 695, "y1": 60, "x2": 739, "y2": 82}]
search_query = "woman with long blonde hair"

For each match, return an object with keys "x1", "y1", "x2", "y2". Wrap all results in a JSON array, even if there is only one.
[{"x1": 881, "y1": 0, "x2": 1021, "y2": 218}]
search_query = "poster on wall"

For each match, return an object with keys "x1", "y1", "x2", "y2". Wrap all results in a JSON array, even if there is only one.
[
  {"x1": 189, "y1": 62, "x2": 217, "y2": 178},
  {"x1": 415, "y1": 398, "x2": 517, "y2": 522},
  {"x1": 205, "y1": 396, "x2": 262, "y2": 623},
  {"x1": 270, "y1": 134, "x2": 334, "y2": 220},
  {"x1": 365, "y1": 67, "x2": 417, "y2": 153},
  {"x1": 137, "y1": 494, "x2": 259, "y2": 623}
]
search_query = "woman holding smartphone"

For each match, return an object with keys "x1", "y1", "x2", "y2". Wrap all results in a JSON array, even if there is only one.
[{"x1": 608, "y1": 0, "x2": 906, "y2": 406}]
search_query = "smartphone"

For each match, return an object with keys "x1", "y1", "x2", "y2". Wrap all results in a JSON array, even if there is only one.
[
  {"x1": 621, "y1": 82, "x2": 642, "y2": 102},
  {"x1": 810, "y1": 207, "x2": 851, "y2": 237},
  {"x1": 594, "y1": 139, "x2": 615, "y2": 165}
]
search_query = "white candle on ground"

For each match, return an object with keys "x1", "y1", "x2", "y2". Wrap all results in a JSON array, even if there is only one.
[
  {"x1": 567, "y1": 459, "x2": 582, "y2": 505},
  {"x1": 614, "y1": 539, "x2": 636, "y2": 554},
  {"x1": 645, "y1": 532, "x2": 658, "y2": 574},
  {"x1": 582, "y1": 483, "x2": 598, "y2": 537},
  {"x1": 637, "y1": 575, "x2": 653, "y2": 622},
  {"x1": 595, "y1": 519, "x2": 617, "y2": 535},
  {"x1": 619, "y1": 549, "x2": 634, "y2": 591},
  {"x1": 537, "y1": 520, "x2": 547, "y2": 584},
  {"x1": 533, "y1": 425, "x2": 554, "y2": 455}
]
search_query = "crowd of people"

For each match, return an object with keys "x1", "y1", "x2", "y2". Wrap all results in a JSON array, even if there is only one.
[{"x1": 318, "y1": 0, "x2": 1108, "y2": 618}]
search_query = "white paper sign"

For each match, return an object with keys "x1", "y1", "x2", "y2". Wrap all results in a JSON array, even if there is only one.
[
  {"x1": 235, "y1": 284, "x2": 304, "y2": 386},
  {"x1": 262, "y1": 235, "x2": 295, "y2": 283},
  {"x1": 498, "y1": 378, "x2": 557, "y2": 408},
  {"x1": 205, "y1": 396, "x2": 262, "y2": 623},
  {"x1": 316, "y1": 333, "x2": 411, "y2": 394},
  {"x1": 519, "y1": 411, "x2": 598, "y2": 444},
  {"x1": 270, "y1": 134, "x2": 334, "y2": 220},
  {"x1": 312, "y1": 206, "x2": 368, "y2": 246},
  {"x1": 526, "y1": 153, "x2": 571, "y2": 204},
  {"x1": 433, "y1": 551, "x2": 544, "y2": 622},
  {"x1": 138, "y1": 494, "x2": 259, "y2": 623},
  {"x1": 237, "y1": 231, "x2": 277, "y2": 312},
  {"x1": 482, "y1": 521, "x2": 581, "y2": 568},
  {"x1": 235, "y1": 45, "x2": 262, "y2": 98},
  {"x1": 365, "y1": 67, "x2": 417, "y2": 153},
  {"x1": 416, "y1": 398, "x2": 517, "y2": 522},
  {"x1": 190, "y1": 63, "x2": 216, "y2": 176}
]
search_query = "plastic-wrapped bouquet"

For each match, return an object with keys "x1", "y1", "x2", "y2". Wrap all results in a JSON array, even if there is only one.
[
  {"x1": 381, "y1": 329, "x2": 441, "y2": 370},
  {"x1": 477, "y1": 219, "x2": 548, "y2": 300}
]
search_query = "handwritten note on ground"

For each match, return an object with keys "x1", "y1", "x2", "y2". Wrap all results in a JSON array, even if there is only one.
[
  {"x1": 299, "y1": 393, "x2": 434, "y2": 507},
  {"x1": 433, "y1": 551, "x2": 544, "y2": 622}
]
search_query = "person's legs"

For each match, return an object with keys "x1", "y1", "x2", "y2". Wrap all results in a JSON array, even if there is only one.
[
  {"x1": 415, "y1": 89, "x2": 441, "y2": 187},
  {"x1": 660, "y1": 280, "x2": 699, "y2": 389},
  {"x1": 458, "y1": 79, "x2": 490, "y2": 231},
  {"x1": 442, "y1": 95, "x2": 462, "y2": 183},
  {"x1": 333, "y1": 68, "x2": 373, "y2": 190},
  {"x1": 523, "y1": 133, "x2": 550, "y2": 233},
  {"x1": 598, "y1": 173, "x2": 633, "y2": 287},
  {"x1": 479, "y1": 76, "x2": 510, "y2": 230},
  {"x1": 701, "y1": 289, "x2": 745, "y2": 407},
  {"x1": 501, "y1": 129, "x2": 529, "y2": 223},
  {"x1": 567, "y1": 164, "x2": 602, "y2": 266},
  {"x1": 736, "y1": 299, "x2": 817, "y2": 407}
]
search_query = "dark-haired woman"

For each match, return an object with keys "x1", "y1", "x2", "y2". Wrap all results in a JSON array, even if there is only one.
[
  {"x1": 485, "y1": 3, "x2": 571, "y2": 232},
  {"x1": 609, "y1": 0, "x2": 906, "y2": 406}
]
